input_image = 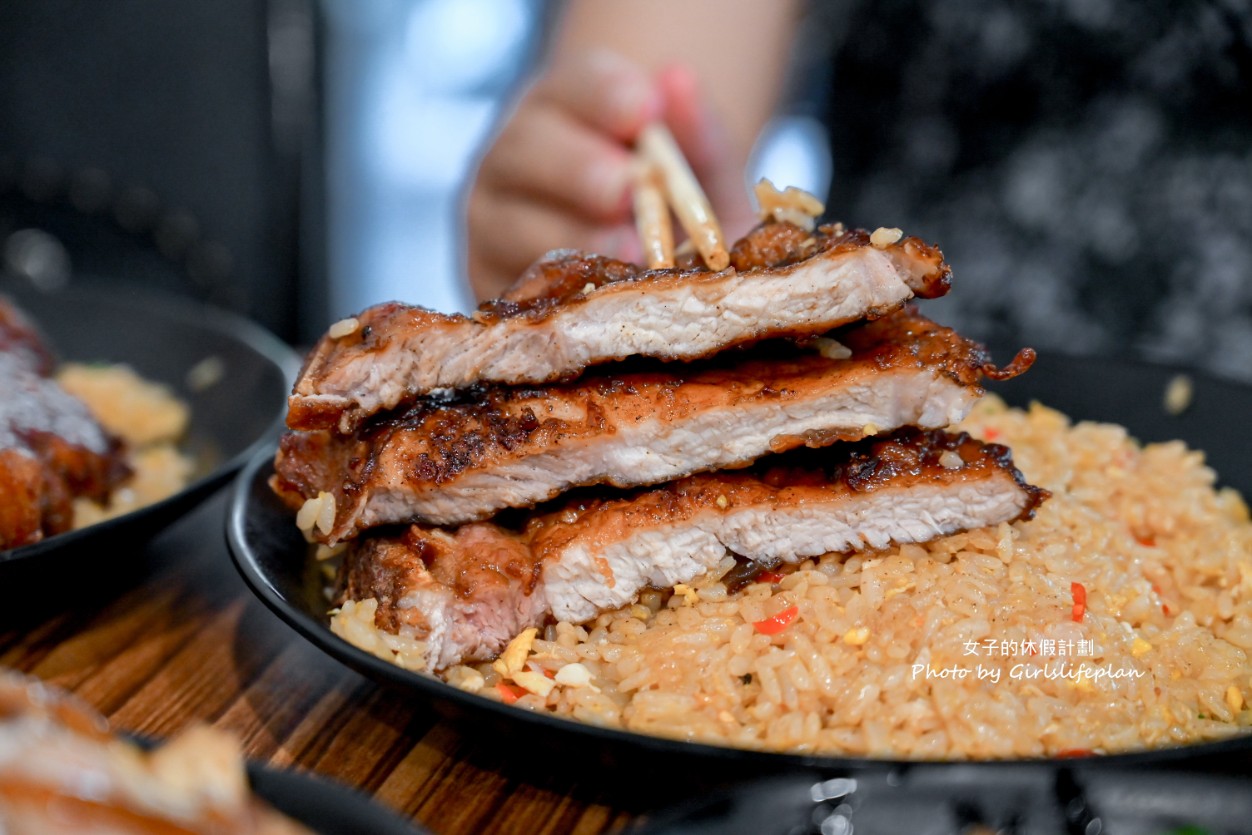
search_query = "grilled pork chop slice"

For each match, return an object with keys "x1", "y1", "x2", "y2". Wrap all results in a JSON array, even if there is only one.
[
  {"x1": 334, "y1": 428, "x2": 1048, "y2": 672},
  {"x1": 288, "y1": 222, "x2": 952, "y2": 432},
  {"x1": 273, "y1": 308, "x2": 1032, "y2": 541}
]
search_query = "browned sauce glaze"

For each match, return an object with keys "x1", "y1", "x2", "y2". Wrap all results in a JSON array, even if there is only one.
[
  {"x1": 337, "y1": 427, "x2": 1048, "y2": 620},
  {"x1": 273, "y1": 307, "x2": 1027, "y2": 540},
  {"x1": 0, "y1": 302, "x2": 130, "y2": 550},
  {"x1": 286, "y1": 220, "x2": 959, "y2": 433},
  {"x1": 526, "y1": 427, "x2": 1048, "y2": 563}
]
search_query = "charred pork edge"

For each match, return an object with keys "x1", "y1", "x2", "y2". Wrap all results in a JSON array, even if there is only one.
[{"x1": 343, "y1": 372, "x2": 980, "y2": 533}]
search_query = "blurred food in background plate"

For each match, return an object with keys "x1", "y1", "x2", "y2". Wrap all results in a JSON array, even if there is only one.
[
  {"x1": 0, "y1": 296, "x2": 192, "y2": 550},
  {"x1": 0, "y1": 669, "x2": 310, "y2": 835},
  {"x1": 0, "y1": 283, "x2": 300, "y2": 578}
]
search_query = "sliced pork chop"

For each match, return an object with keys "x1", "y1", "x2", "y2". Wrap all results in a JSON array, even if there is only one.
[
  {"x1": 334, "y1": 524, "x2": 549, "y2": 674},
  {"x1": 334, "y1": 428, "x2": 1048, "y2": 672},
  {"x1": 288, "y1": 223, "x2": 952, "y2": 432},
  {"x1": 273, "y1": 308, "x2": 1033, "y2": 541}
]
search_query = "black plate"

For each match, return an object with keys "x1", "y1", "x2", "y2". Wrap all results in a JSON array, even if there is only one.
[
  {"x1": 1, "y1": 281, "x2": 301, "y2": 575},
  {"x1": 227, "y1": 352, "x2": 1252, "y2": 781},
  {"x1": 248, "y1": 760, "x2": 425, "y2": 834}
]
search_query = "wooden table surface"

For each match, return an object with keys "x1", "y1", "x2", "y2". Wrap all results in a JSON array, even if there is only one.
[
  {"x1": 0, "y1": 492, "x2": 676, "y2": 835},
  {"x1": 9, "y1": 493, "x2": 1252, "y2": 833}
]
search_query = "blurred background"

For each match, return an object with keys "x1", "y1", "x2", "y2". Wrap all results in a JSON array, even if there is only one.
[
  {"x1": 1, "y1": 0, "x2": 1248, "y2": 376},
  {"x1": 0, "y1": 0, "x2": 829, "y2": 346},
  {"x1": 0, "y1": 0, "x2": 320, "y2": 343}
]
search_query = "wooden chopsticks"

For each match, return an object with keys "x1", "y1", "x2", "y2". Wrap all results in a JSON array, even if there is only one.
[{"x1": 633, "y1": 123, "x2": 729, "y2": 271}]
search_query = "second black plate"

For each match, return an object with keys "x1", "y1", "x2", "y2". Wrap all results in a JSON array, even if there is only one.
[{"x1": 1, "y1": 282, "x2": 301, "y2": 579}]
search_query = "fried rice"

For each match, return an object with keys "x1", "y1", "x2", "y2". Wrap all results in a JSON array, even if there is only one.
[
  {"x1": 332, "y1": 396, "x2": 1252, "y2": 759},
  {"x1": 56, "y1": 362, "x2": 194, "y2": 527}
]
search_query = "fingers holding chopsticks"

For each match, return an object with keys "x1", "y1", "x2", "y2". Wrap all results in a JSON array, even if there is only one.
[
  {"x1": 467, "y1": 50, "x2": 660, "y2": 299},
  {"x1": 465, "y1": 48, "x2": 752, "y2": 300},
  {"x1": 635, "y1": 122, "x2": 729, "y2": 271},
  {"x1": 482, "y1": 103, "x2": 635, "y2": 222}
]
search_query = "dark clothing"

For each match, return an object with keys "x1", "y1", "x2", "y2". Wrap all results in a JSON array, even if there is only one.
[{"x1": 820, "y1": 0, "x2": 1252, "y2": 380}]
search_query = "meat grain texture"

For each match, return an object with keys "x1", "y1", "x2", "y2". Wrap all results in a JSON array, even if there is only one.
[
  {"x1": 288, "y1": 224, "x2": 951, "y2": 432},
  {"x1": 335, "y1": 429, "x2": 1045, "y2": 671},
  {"x1": 273, "y1": 307, "x2": 1021, "y2": 540}
]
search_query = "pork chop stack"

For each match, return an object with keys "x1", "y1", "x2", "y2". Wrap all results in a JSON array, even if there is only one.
[{"x1": 272, "y1": 221, "x2": 1045, "y2": 674}]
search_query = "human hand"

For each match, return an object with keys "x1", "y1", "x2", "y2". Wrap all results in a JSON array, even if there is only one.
[{"x1": 464, "y1": 49, "x2": 755, "y2": 302}]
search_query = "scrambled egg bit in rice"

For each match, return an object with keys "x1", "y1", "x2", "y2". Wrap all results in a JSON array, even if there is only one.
[{"x1": 56, "y1": 363, "x2": 194, "y2": 527}]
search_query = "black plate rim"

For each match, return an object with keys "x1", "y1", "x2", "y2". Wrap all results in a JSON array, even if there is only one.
[
  {"x1": 227, "y1": 352, "x2": 1252, "y2": 774},
  {"x1": 0, "y1": 283, "x2": 302, "y2": 566}
]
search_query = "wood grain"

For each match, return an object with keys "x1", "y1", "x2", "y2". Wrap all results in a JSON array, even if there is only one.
[{"x1": 0, "y1": 494, "x2": 656, "y2": 835}]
